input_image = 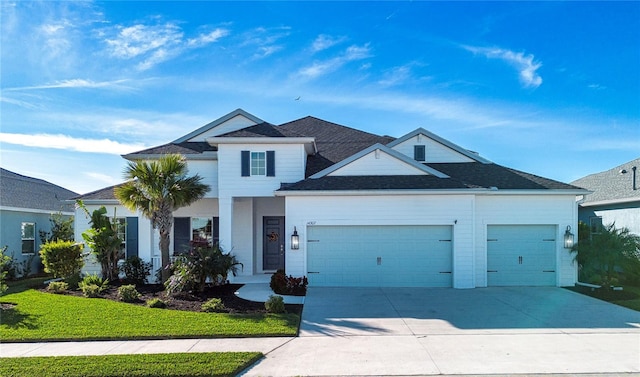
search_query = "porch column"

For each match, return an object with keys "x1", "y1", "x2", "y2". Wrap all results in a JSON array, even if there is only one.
[{"x1": 218, "y1": 196, "x2": 234, "y2": 254}]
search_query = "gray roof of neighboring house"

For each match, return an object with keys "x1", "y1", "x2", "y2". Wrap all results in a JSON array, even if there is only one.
[
  {"x1": 571, "y1": 158, "x2": 640, "y2": 204},
  {"x1": 279, "y1": 163, "x2": 582, "y2": 192},
  {"x1": 0, "y1": 168, "x2": 79, "y2": 212}
]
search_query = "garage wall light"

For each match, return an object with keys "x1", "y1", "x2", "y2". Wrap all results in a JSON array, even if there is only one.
[
  {"x1": 564, "y1": 225, "x2": 574, "y2": 249},
  {"x1": 291, "y1": 227, "x2": 300, "y2": 250}
]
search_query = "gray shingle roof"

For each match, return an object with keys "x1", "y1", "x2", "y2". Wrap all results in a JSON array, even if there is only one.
[
  {"x1": 571, "y1": 158, "x2": 640, "y2": 204},
  {"x1": 218, "y1": 122, "x2": 305, "y2": 138},
  {"x1": 277, "y1": 116, "x2": 396, "y2": 177},
  {"x1": 0, "y1": 168, "x2": 79, "y2": 212},
  {"x1": 124, "y1": 142, "x2": 216, "y2": 157},
  {"x1": 279, "y1": 163, "x2": 581, "y2": 192},
  {"x1": 427, "y1": 163, "x2": 582, "y2": 190},
  {"x1": 74, "y1": 184, "x2": 123, "y2": 201}
]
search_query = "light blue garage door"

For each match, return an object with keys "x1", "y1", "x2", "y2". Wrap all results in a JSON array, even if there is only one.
[
  {"x1": 487, "y1": 225, "x2": 557, "y2": 286},
  {"x1": 307, "y1": 225, "x2": 453, "y2": 287}
]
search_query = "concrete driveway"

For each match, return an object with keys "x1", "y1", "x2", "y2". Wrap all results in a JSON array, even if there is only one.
[{"x1": 242, "y1": 286, "x2": 640, "y2": 376}]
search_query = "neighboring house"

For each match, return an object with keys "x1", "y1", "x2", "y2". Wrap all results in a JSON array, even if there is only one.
[
  {"x1": 0, "y1": 168, "x2": 78, "y2": 275},
  {"x1": 75, "y1": 109, "x2": 586, "y2": 288},
  {"x1": 572, "y1": 158, "x2": 640, "y2": 236}
]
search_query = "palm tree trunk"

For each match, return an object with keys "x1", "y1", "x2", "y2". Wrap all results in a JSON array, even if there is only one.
[{"x1": 159, "y1": 229, "x2": 171, "y2": 283}]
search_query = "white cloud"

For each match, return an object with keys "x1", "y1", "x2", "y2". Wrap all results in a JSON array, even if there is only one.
[
  {"x1": 311, "y1": 34, "x2": 346, "y2": 52},
  {"x1": 463, "y1": 45, "x2": 543, "y2": 88},
  {"x1": 102, "y1": 22, "x2": 229, "y2": 70},
  {"x1": 4, "y1": 79, "x2": 135, "y2": 91},
  {"x1": 187, "y1": 28, "x2": 229, "y2": 47},
  {"x1": 298, "y1": 43, "x2": 372, "y2": 79},
  {"x1": 240, "y1": 26, "x2": 290, "y2": 60},
  {"x1": 0, "y1": 133, "x2": 148, "y2": 155}
]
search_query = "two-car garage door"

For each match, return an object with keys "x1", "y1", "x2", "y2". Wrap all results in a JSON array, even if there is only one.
[{"x1": 307, "y1": 225, "x2": 452, "y2": 287}]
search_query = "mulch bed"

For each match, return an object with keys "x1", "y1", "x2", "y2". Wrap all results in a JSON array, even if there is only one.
[
  {"x1": 567, "y1": 285, "x2": 638, "y2": 301},
  {"x1": 40, "y1": 283, "x2": 303, "y2": 315}
]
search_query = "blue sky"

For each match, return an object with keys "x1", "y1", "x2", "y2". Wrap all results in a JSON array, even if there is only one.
[{"x1": 1, "y1": 1, "x2": 639, "y2": 195}]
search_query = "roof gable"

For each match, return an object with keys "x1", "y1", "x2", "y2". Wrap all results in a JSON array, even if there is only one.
[
  {"x1": 173, "y1": 109, "x2": 264, "y2": 143},
  {"x1": 310, "y1": 144, "x2": 449, "y2": 179},
  {"x1": 387, "y1": 128, "x2": 491, "y2": 164}
]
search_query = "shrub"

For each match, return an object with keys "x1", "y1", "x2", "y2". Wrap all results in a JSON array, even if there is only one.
[
  {"x1": 1, "y1": 246, "x2": 19, "y2": 281},
  {"x1": 146, "y1": 298, "x2": 167, "y2": 309},
  {"x1": 201, "y1": 298, "x2": 226, "y2": 313},
  {"x1": 39, "y1": 240, "x2": 84, "y2": 280},
  {"x1": 165, "y1": 243, "x2": 243, "y2": 294},
  {"x1": 47, "y1": 281, "x2": 69, "y2": 293},
  {"x1": 78, "y1": 274, "x2": 109, "y2": 297},
  {"x1": 80, "y1": 284, "x2": 103, "y2": 298},
  {"x1": 270, "y1": 269, "x2": 308, "y2": 296},
  {"x1": 265, "y1": 295, "x2": 285, "y2": 313},
  {"x1": 0, "y1": 247, "x2": 12, "y2": 295},
  {"x1": 117, "y1": 284, "x2": 141, "y2": 302},
  {"x1": 121, "y1": 256, "x2": 152, "y2": 285}
]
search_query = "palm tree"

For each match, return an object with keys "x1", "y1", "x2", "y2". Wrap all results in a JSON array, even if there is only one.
[
  {"x1": 572, "y1": 223, "x2": 640, "y2": 287},
  {"x1": 114, "y1": 154, "x2": 210, "y2": 283}
]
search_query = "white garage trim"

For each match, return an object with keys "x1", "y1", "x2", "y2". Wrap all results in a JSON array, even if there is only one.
[{"x1": 307, "y1": 225, "x2": 453, "y2": 287}]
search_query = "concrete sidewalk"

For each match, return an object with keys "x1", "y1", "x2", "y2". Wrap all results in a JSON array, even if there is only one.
[{"x1": 0, "y1": 337, "x2": 294, "y2": 358}]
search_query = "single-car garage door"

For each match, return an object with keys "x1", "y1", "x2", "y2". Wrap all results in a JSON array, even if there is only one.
[
  {"x1": 487, "y1": 225, "x2": 557, "y2": 286},
  {"x1": 307, "y1": 225, "x2": 452, "y2": 287}
]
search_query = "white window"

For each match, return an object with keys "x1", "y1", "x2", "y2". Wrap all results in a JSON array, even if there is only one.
[
  {"x1": 192, "y1": 217, "x2": 213, "y2": 245},
  {"x1": 251, "y1": 152, "x2": 266, "y2": 176},
  {"x1": 115, "y1": 218, "x2": 127, "y2": 252},
  {"x1": 21, "y1": 222, "x2": 35, "y2": 254}
]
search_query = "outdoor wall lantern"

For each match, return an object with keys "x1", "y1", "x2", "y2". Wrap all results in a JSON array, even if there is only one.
[
  {"x1": 291, "y1": 227, "x2": 300, "y2": 250},
  {"x1": 564, "y1": 225, "x2": 575, "y2": 249}
]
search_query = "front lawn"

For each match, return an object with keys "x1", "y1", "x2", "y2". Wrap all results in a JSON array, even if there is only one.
[
  {"x1": 0, "y1": 352, "x2": 261, "y2": 377},
  {"x1": 0, "y1": 279, "x2": 299, "y2": 342}
]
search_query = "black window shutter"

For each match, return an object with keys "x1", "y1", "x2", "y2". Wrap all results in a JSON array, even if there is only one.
[
  {"x1": 212, "y1": 217, "x2": 220, "y2": 245},
  {"x1": 174, "y1": 217, "x2": 191, "y2": 254},
  {"x1": 241, "y1": 150, "x2": 250, "y2": 176},
  {"x1": 266, "y1": 150, "x2": 275, "y2": 176},
  {"x1": 414, "y1": 145, "x2": 426, "y2": 161},
  {"x1": 126, "y1": 217, "x2": 138, "y2": 258}
]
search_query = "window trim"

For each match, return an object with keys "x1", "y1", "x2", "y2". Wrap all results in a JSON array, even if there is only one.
[{"x1": 21, "y1": 222, "x2": 36, "y2": 255}]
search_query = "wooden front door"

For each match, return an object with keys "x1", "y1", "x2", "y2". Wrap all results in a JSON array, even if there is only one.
[{"x1": 263, "y1": 216, "x2": 285, "y2": 271}]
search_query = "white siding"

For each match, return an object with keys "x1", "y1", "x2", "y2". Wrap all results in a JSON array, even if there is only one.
[
  {"x1": 328, "y1": 150, "x2": 428, "y2": 176},
  {"x1": 285, "y1": 194, "x2": 475, "y2": 288},
  {"x1": 475, "y1": 195, "x2": 578, "y2": 287},
  {"x1": 187, "y1": 160, "x2": 218, "y2": 198},
  {"x1": 218, "y1": 143, "x2": 306, "y2": 198},
  {"x1": 187, "y1": 115, "x2": 258, "y2": 141},
  {"x1": 391, "y1": 134, "x2": 474, "y2": 163}
]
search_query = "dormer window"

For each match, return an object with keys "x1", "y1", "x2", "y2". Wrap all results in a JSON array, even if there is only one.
[
  {"x1": 241, "y1": 150, "x2": 275, "y2": 177},
  {"x1": 414, "y1": 145, "x2": 426, "y2": 162}
]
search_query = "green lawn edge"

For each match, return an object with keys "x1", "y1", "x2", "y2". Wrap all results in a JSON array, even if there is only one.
[
  {"x1": 1, "y1": 280, "x2": 299, "y2": 342},
  {"x1": 0, "y1": 352, "x2": 263, "y2": 377}
]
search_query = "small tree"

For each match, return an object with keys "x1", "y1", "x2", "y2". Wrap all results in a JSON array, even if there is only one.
[
  {"x1": 572, "y1": 223, "x2": 640, "y2": 287},
  {"x1": 78, "y1": 202, "x2": 124, "y2": 281},
  {"x1": 39, "y1": 240, "x2": 84, "y2": 281},
  {"x1": 39, "y1": 212, "x2": 75, "y2": 244}
]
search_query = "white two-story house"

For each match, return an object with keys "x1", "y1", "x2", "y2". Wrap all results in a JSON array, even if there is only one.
[{"x1": 75, "y1": 109, "x2": 586, "y2": 288}]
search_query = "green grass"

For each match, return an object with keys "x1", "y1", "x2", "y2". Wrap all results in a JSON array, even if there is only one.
[
  {"x1": 0, "y1": 279, "x2": 299, "y2": 342},
  {"x1": 0, "y1": 352, "x2": 262, "y2": 377},
  {"x1": 612, "y1": 285, "x2": 640, "y2": 311}
]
